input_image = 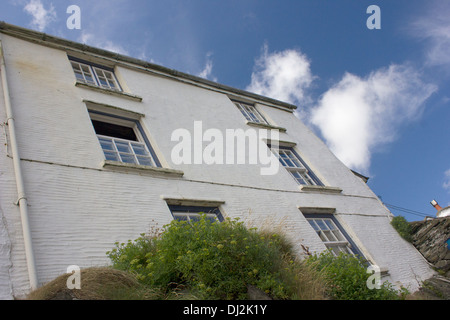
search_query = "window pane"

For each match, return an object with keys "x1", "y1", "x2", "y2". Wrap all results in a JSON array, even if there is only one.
[
  {"x1": 85, "y1": 75, "x2": 95, "y2": 84},
  {"x1": 98, "y1": 137, "x2": 115, "y2": 151},
  {"x1": 235, "y1": 102, "x2": 267, "y2": 124},
  {"x1": 323, "y1": 230, "x2": 338, "y2": 242},
  {"x1": 205, "y1": 214, "x2": 218, "y2": 223},
  {"x1": 137, "y1": 156, "x2": 153, "y2": 166},
  {"x1": 329, "y1": 246, "x2": 340, "y2": 256},
  {"x1": 324, "y1": 219, "x2": 335, "y2": 230},
  {"x1": 280, "y1": 152, "x2": 295, "y2": 167},
  {"x1": 307, "y1": 216, "x2": 358, "y2": 257},
  {"x1": 93, "y1": 68, "x2": 119, "y2": 90},
  {"x1": 108, "y1": 81, "x2": 117, "y2": 89},
  {"x1": 92, "y1": 116, "x2": 158, "y2": 167},
  {"x1": 270, "y1": 147, "x2": 320, "y2": 186},
  {"x1": 308, "y1": 220, "x2": 320, "y2": 231},
  {"x1": 131, "y1": 143, "x2": 149, "y2": 156},
  {"x1": 99, "y1": 77, "x2": 109, "y2": 86},
  {"x1": 189, "y1": 215, "x2": 201, "y2": 223},
  {"x1": 74, "y1": 71, "x2": 84, "y2": 81},
  {"x1": 103, "y1": 151, "x2": 119, "y2": 161},
  {"x1": 114, "y1": 141, "x2": 132, "y2": 153},
  {"x1": 170, "y1": 206, "x2": 221, "y2": 224},
  {"x1": 119, "y1": 153, "x2": 136, "y2": 164},
  {"x1": 173, "y1": 214, "x2": 188, "y2": 222},
  {"x1": 71, "y1": 62, "x2": 81, "y2": 71},
  {"x1": 291, "y1": 171, "x2": 307, "y2": 185},
  {"x1": 71, "y1": 60, "x2": 121, "y2": 91},
  {"x1": 318, "y1": 231, "x2": 329, "y2": 242},
  {"x1": 303, "y1": 174, "x2": 315, "y2": 185},
  {"x1": 315, "y1": 219, "x2": 328, "y2": 231}
]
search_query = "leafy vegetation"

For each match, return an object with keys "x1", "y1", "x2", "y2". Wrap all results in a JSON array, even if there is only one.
[
  {"x1": 27, "y1": 215, "x2": 421, "y2": 300},
  {"x1": 305, "y1": 251, "x2": 408, "y2": 300},
  {"x1": 107, "y1": 215, "x2": 325, "y2": 300},
  {"x1": 390, "y1": 215, "x2": 413, "y2": 242}
]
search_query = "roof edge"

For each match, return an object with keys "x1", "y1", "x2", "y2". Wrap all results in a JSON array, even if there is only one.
[{"x1": 0, "y1": 21, "x2": 297, "y2": 111}]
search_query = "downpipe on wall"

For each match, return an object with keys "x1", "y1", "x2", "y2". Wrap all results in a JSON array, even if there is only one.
[{"x1": 0, "y1": 40, "x2": 38, "y2": 291}]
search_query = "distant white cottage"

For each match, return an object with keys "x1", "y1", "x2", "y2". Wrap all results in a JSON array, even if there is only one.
[{"x1": 0, "y1": 22, "x2": 435, "y2": 299}]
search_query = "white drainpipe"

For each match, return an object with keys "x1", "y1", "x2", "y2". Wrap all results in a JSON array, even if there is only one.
[{"x1": 0, "y1": 40, "x2": 38, "y2": 291}]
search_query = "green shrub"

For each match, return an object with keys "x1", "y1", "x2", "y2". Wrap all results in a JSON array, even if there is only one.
[
  {"x1": 107, "y1": 215, "x2": 325, "y2": 300},
  {"x1": 306, "y1": 250, "x2": 405, "y2": 300},
  {"x1": 390, "y1": 215, "x2": 413, "y2": 242}
]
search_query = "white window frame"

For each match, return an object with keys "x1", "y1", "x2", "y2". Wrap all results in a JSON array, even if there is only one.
[
  {"x1": 89, "y1": 111, "x2": 159, "y2": 167},
  {"x1": 96, "y1": 135, "x2": 156, "y2": 167},
  {"x1": 71, "y1": 59, "x2": 121, "y2": 91},
  {"x1": 234, "y1": 101, "x2": 269, "y2": 125},
  {"x1": 271, "y1": 147, "x2": 318, "y2": 185},
  {"x1": 172, "y1": 212, "x2": 220, "y2": 223},
  {"x1": 307, "y1": 217, "x2": 355, "y2": 256},
  {"x1": 168, "y1": 205, "x2": 224, "y2": 224}
]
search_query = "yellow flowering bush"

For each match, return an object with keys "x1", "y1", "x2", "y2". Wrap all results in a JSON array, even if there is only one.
[{"x1": 107, "y1": 215, "x2": 313, "y2": 299}]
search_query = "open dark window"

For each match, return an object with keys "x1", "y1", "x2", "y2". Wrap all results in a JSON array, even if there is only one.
[{"x1": 89, "y1": 110, "x2": 160, "y2": 167}]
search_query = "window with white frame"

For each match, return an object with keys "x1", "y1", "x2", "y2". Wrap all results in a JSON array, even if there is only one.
[
  {"x1": 233, "y1": 101, "x2": 269, "y2": 125},
  {"x1": 89, "y1": 110, "x2": 160, "y2": 167},
  {"x1": 270, "y1": 146, "x2": 321, "y2": 186},
  {"x1": 305, "y1": 215, "x2": 359, "y2": 257},
  {"x1": 168, "y1": 205, "x2": 224, "y2": 223},
  {"x1": 70, "y1": 57, "x2": 121, "y2": 91}
]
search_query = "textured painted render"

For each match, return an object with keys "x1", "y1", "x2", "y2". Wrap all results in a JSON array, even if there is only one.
[{"x1": 0, "y1": 33, "x2": 435, "y2": 298}]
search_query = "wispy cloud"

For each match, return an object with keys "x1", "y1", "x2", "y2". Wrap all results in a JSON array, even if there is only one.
[
  {"x1": 23, "y1": 0, "x2": 56, "y2": 32},
  {"x1": 197, "y1": 52, "x2": 217, "y2": 82},
  {"x1": 444, "y1": 169, "x2": 450, "y2": 193},
  {"x1": 246, "y1": 44, "x2": 315, "y2": 107},
  {"x1": 310, "y1": 64, "x2": 437, "y2": 174},
  {"x1": 410, "y1": 2, "x2": 450, "y2": 67},
  {"x1": 79, "y1": 31, "x2": 129, "y2": 56}
]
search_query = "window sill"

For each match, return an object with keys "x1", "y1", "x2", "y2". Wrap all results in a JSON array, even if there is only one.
[
  {"x1": 75, "y1": 81, "x2": 143, "y2": 102},
  {"x1": 299, "y1": 185, "x2": 343, "y2": 194},
  {"x1": 162, "y1": 196, "x2": 225, "y2": 207},
  {"x1": 101, "y1": 160, "x2": 184, "y2": 177},
  {"x1": 245, "y1": 121, "x2": 287, "y2": 133}
]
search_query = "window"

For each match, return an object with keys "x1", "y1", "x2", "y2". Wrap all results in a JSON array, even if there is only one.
[
  {"x1": 168, "y1": 205, "x2": 224, "y2": 223},
  {"x1": 305, "y1": 214, "x2": 361, "y2": 257},
  {"x1": 89, "y1": 110, "x2": 160, "y2": 167},
  {"x1": 270, "y1": 146, "x2": 321, "y2": 186},
  {"x1": 233, "y1": 101, "x2": 269, "y2": 125},
  {"x1": 70, "y1": 57, "x2": 121, "y2": 91}
]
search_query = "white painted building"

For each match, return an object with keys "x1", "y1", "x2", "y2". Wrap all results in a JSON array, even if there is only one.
[{"x1": 0, "y1": 23, "x2": 434, "y2": 299}]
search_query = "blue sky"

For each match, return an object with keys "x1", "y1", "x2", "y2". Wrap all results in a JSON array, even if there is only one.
[{"x1": 1, "y1": 0, "x2": 449, "y2": 221}]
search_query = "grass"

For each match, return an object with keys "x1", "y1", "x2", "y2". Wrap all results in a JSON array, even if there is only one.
[{"x1": 26, "y1": 267, "x2": 160, "y2": 300}]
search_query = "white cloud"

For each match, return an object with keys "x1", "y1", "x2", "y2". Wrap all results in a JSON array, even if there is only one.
[
  {"x1": 444, "y1": 169, "x2": 450, "y2": 192},
  {"x1": 410, "y1": 2, "x2": 450, "y2": 67},
  {"x1": 23, "y1": 0, "x2": 56, "y2": 32},
  {"x1": 197, "y1": 52, "x2": 217, "y2": 82},
  {"x1": 79, "y1": 31, "x2": 129, "y2": 56},
  {"x1": 310, "y1": 64, "x2": 437, "y2": 174},
  {"x1": 246, "y1": 44, "x2": 315, "y2": 106}
]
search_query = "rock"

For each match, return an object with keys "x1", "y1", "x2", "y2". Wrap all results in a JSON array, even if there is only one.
[
  {"x1": 246, "y1": 285, "x2": 272, "y2": 300},
  {"x1": 410, "y1": 217, "x2": 450, "y2": 276},
  {"x1": 419, "y1": 276, "x2": 450, "y2": 300}
]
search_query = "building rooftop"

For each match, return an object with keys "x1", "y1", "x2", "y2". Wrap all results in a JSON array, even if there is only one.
[{"x1": 0, "y1": 21, "x2": 298, "y2": 112}]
